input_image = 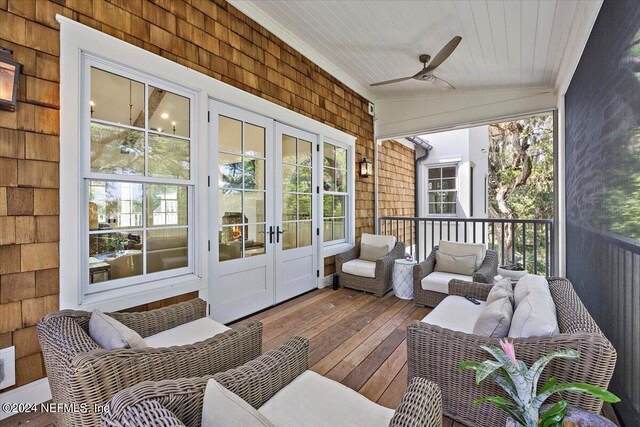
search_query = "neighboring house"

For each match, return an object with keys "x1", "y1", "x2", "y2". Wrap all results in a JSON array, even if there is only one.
[{"x1": 415, "y1": 126, "x2": 489, "y2": 254}]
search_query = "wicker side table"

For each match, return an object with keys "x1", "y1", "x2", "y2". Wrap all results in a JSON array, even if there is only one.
[{"x1": 392, "y1": 258, "x2": 417, "y2": 299}]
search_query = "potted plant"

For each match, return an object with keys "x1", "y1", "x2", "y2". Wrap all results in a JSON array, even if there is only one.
[
  {"x1": 460, "y1": 339, "x2": 620, "y2": 427},
  {"x1": 497, "y1": 262, "x2": 528, "y2": 282}
]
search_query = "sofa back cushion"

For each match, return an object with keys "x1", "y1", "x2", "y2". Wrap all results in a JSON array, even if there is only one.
[
  {"x1": 439, "y1": 240, "x2": 485, "y2": 270},
  {"x1": 472, "y1": 296, "x2": 513, "y2": 338},
  {"x1": 361, "y1": 233, "x2": 396, "y2": 252},
  {"x1": 359, "y1": 243, "x2": 389, "y2": 261},
  {"x1": 434, "y1": 251, "x2": 477, "y2": 276},
  {"x1": 202, "y1": 379, "x2": 275, "y2": 427},
  {"x1": 508, "y1": 291, "x2": 559, "y2": 338},
  {"x1": 486, "y1": 277, "x2": 514, "y2": 305},
  {"x1": 513, "y1": 274, "x2": 550, "y2": 307},
  {"x1": 89, "y1": 310, "x2": 147, "y2": 350}
]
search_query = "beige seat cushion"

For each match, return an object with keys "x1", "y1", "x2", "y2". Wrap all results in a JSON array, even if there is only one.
[
  {"x1": 359, "y1": 243, "x2": 389, "y2": 262},
  {"x1": 513, "y1": 274, "x2": 550, "y2": 307},
  {"x1": 202, "y1": 379, "x2": 275, "y2": 427},
  {"x1": 258, "y1": 370, "x2": 394, "y2": 427},
  {"x1": 509, "y1": 291, "x2": 559, "y2": 338},
  {"x1": 434, "y1": 251, "x2": 477, "y2": 275},
  {"x1": 486, "y1": 277, "x2": 514, "y2": 305},
  {"x1": 145, "y1": 317, "x2": 230, "y2": 348},
  {"x1": 341, "y1": 259, "x2": 376, "y2": 278},
  {"x1": 421, "y1": 271, "x2": 473, "y2": 295},
  {"x1": 89, "y1": 310, "x2": 146, "y2": 350},
  {"x1": 439, "y1": 240, "x2": 486, "y2": 270},
  {"x1": 361, "y1": 233, "x2": 396, "y2": 253},
  {"x1": 472, "y1": 296, "x2": 513, "y2": 338},
  {"x1": 420, "y1": 295, "x2": 487, "y2": 334}
]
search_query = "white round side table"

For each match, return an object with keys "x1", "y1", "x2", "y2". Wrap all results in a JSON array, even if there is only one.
[{"x1": 392, "y1": 259, "x2": 417, "y2": 300}]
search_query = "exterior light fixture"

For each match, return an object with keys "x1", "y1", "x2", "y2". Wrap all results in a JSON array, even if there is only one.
[
  {"x1": 0, "y1": 47, "x2": 21, "y2": 112},
  {"x1": 359, "y1": 157, "x2": 373, "y2": 178}
]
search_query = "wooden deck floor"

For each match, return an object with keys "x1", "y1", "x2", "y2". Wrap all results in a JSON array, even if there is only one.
[{"x1": 1, "y1": 287, "x2": 620, "y2": 427}]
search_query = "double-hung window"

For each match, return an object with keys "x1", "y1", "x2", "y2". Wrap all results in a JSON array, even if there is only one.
[
  {"x1": 84, "y1": 58, "x2": 195, "y2": 293},
  {"x1": 323, "y1": 142, "x2": 349, "y2": 244},
  {"x1": 427, "y1": 165, "x2": 457, "y2": 215}
]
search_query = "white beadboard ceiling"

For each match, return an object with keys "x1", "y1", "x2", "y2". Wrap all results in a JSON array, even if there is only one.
[{"x1": 231, "y1": 0, "x2": 602, "y2": 101}]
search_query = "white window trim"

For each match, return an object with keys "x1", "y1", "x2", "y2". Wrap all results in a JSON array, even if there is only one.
[
  {"x1": 425, "y1": 162, "x2": 459, "y2": 217},
  {"x1": 321, "y1": 138, "x2": 356, "y2": 257},
  {"x1": 59, "y1": 16, "x2": 356, "y2": 310}
]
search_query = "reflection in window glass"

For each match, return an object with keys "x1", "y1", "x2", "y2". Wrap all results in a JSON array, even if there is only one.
[
  {"x1": 89, "y1": 231, "x2": 143, "y2": 283},
  {"x1": 90, "y1": 123, "x2": 145, "y2": 175},
  {"x1": 427, "y1": 165, "x2": 457, "y2": 215},
  {"x1": 89, "y1": 181, "x2": 143, "y2": 230},
  {"x1": 323, "y1": 142, "x2": 348, "y2": 244},
  {"x1": 147, "y1": 185, "x2": 188, "y2": 227},
  {"x1": 148, "y1": 134, "x2": 190, "y2": 180},
  {"x1": 244, "y1": 123, "x2": 265, "y2": 157},
  {"x1": 219, "y1": 225, "x2": 243, "y2": 261},
  {"x1": 148, "y1": 86, "x2": 190, "y2": 138},
  {"x1": 219, "y1": 116, "x2": 242, "y2": 154},
  {"x1": 146, "y1": 228, "x2": 188, "y2": 273},
  {"x1": 90, "y1": 68, "x2": 144, "y2": 126}
]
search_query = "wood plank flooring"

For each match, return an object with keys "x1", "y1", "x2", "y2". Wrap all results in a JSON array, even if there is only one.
[{"x1": 1, "y1": 287, "x2": 621, "y2": 427}]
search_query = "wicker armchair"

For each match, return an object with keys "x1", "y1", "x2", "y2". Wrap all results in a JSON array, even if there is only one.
[
  {"x1": 336, "y1": 241, "x2": 406, "y2": 297},
  {"x1": 102, "y1": 336, "x2": 443, "y2": 427},
  {"x1": 38, "y1": 298, "x2": 263, "y2": 427},
  {"x1": 407, "y1": 278, "x2": 617, "y2": 427},
  {"x1": 413, "y1": 246, "x2": 498, "y2": 307}
]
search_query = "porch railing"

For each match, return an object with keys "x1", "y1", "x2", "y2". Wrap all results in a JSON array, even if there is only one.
[{"x1": 378, "y1": 216, "x2": 554, "y2": 276}]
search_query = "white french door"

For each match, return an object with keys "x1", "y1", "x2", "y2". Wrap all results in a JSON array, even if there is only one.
[
  {"x1": 274, "y1": 124, "x2": 318, "y2": 303},
  {"x1": 209, "y1": 100, "x2": 318, "y2": 322}
]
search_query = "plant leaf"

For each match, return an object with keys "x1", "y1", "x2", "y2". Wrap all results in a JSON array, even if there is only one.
[
  {"x1": 459, "y1": 361, "x2": 483, "y2": 371},
  {"x1": 538, "y1": 377, "x2": 558, "y2": 395},
  {"x1": 534, "y1": 382, "x2": 621, "y2": 407},
  {"x1": 540, "y1": 401, "x2": 567, "y2": 427},
  {"x1": 481, "y1": 345, "x2": 530, "y2": 397},
  {"x1": 475, "y1": 360, "x2": 504, "y2": 384},
  {"x1": 525, "y1": 349, "x2": 579, "y2": 394},
  {"x1": 473, "y1": 396, "x2": 525, "y2": 425}
]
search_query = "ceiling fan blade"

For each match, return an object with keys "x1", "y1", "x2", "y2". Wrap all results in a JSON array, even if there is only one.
[
  {"x1": 434, "y1": 75, "x2": 456, "y2": 90},
  {"x1": 425, "y1": 36, "x2": 462, "y2": 73},
  {"x1": 370, "y1": 76, "x2": 414, "y2": 87}
]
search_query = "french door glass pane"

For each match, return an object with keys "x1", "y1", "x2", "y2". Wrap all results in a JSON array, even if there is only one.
[
  {"x1": 298, "y1": 221, "x2": 312, "y2": 247},
  {"x1": 219, "y1": 225, "x2": 243, "y2": 261},
  {"x1": 282, "y1": 135, "x2": 297, "y2": 163},
  {"x1": 298, "y1": 195, "x2": 311, "y2": 220},
  {"x1": 244, "y1": 191, "x2": 265, "y2": 223},
  {"x1": 282, "y1": 164, "x2": 297, "y2": 192},
  {"x1": 146, "y1": 228, "x2": 188, "y2": 273},
  {"x1": 298, "y1": 139, "x2": 312, "y2": 166},
  {"x1": 246, "y1": 224, "x2": 266, "y2": 257},
  {"x1": 283, "y1": 194, "x2": 297, "y2": 221},
  {"x1": 244, "y1": 159, "x2": 265, "y2": 190},
  {"x1": 89, "y1": 181, "x2": 143, "y2": 230},
  {"x1": 282, "y1": 135, "x2": 313, "y2": 251},
  {"x1": 219, "y1": 190, "x2": 242, "y2": 223},
  {"x1": 148, "y1": 86, "x2": 190, "y2": 138},
  {"x1": 148, "y1": 134, "x2": 190, "y2": 180},
  {"x1": 219, "y1": 116, "x2": 242, "y2": 154},
  {"x1": 147, "y1": 184, "x2": 188, "y2": 227},
  {"x1": 90, "y1": 67, "x2": 144, "y2": 126},
  {"x1": 298, "y1": 167, "x2": 312, "y2": 193},
  {"x1": 219, "y1": 154, "x2": 243, "y2": 189},
  {"x1": 244, "y1": 123, "x2": 265, "y2": 157},
  {"x1": 282, "y1": 222, "x2": 296, "y2": 250},
  {"x1": 90, "y1": 123, "x2": 145, "y2": 175}
]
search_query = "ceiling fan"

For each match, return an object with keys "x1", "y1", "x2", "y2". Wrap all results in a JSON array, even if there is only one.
[{"x1": 370, "y1": 36, "x2": 462, "y2": 89}]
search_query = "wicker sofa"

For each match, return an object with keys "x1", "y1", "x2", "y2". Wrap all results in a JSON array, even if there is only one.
[
  {"x1": 407, "y1": 277, "x2": 617, "y2": 427},
  {"x1": 38, "y1": 298, "x2": 262, "y2": 427},
  {"x1": 102, "y1": 336, "x2": 443, "y2": 427},
  {"x1": 413, "y1": 245, "x2": 498, "y2": 307},
  {"x1": 336, "y1": 236, "x2": 405, "y2": 297}
]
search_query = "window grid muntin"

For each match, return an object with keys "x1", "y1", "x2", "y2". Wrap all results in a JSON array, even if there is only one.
[
  {"x1": 427, "y1": 165, "x2": 457, "y2": 215},
  {"x1": 323, "y1": 142, "x2": 348, "y2": 245}
]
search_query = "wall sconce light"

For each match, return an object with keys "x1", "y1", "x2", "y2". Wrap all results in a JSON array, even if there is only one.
[
  {"x1": 0, "y1": 47, "x2": 21, "y2": 112},
  {"x1": 359, "y1": 157, "x2": 373, "y2": 178}
]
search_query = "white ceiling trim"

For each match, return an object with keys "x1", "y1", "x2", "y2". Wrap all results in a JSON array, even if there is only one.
[
  {"x1": 229, "y1": 0, "x2": 377, "y2": 102},
  {"x1": 553, "y1": 0, "x2": 603, "y2": 95}
]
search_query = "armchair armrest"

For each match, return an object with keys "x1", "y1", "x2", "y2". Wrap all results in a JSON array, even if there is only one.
[
  {"x1": 449, "y1": 279, "x2": 493, "y2": 300},
  {"x1": 389, "y1": 377, "x2": 442, "y2": 427},
  {"x1": 103, "y1": 400, "x2": 186, "y2": 427},
  {"x1": 413, "y1": 249, "x2": 436, "y2": 294},
  {"x1": 472, "y1": 250, "x2": 498, "y2": 283},
  {"x1": 336, "y1": 245, "x2": 360, "y2": 273},
  {"x1": 103, "y1": 336, "x2": 309, "y2": 426},
  {"x1": 375, "y1": 241, "x2": 405, "y2": 278},
  {"x1": 109, "y1": 298, "x2": 207, "y2": 338}
]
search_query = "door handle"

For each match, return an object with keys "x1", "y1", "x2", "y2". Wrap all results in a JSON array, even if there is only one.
[
  {"x1": 276, "y1": 226, "x2": 285, "y2": 243},
  {"x1": 268, "y1": 226, "x2": 275, "y2": 244}
]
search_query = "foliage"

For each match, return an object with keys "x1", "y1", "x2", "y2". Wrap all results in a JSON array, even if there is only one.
[{"x1": 460, "y1": 340, "x2": 620, "y2": 427}]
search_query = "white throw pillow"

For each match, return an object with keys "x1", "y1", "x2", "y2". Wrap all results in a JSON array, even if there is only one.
[
  {"x1": 513, "y1": 274, "x2": 550, "y2": 308},
  {"x1": 359, "y1": 243, "x2": 389, "y2": 261},
  {"x1": 508, "y1": 291, "x2": 559, "y2": 338},
  {"x1": 89, "y1": 310, "x2": 146, "y2": 350},
  {"x1": 361, "y1": 233, "x2": 396, "y2": 252},
  {"x1": 202, "y1": 379, "x2": 275, "y2": 427},
  {"x1": 472, "y1": 296, "x2": 513, "y2": 338},
  {"x1": 434, "y1": 251, "x2": 477, "y2": 276},
  {"x1": 486, "y1": 277, "x2": 514, "y2": 305},
  {"x1": 438, "y1": 240, "x2": 486, "y2": 270}
]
